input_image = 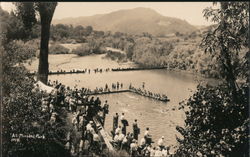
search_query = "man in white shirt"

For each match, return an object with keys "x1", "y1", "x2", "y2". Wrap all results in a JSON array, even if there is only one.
[
  {"x1": 86, "y1": 121, "x2": 94, "y2": 132},
  {"x1": 157, "y1": 136, "x2": 165, "y2": 150},
  {"x1": 140, "y1": 135, "x2": 146, "y2": 147},
  {"x1": 114, "y1": 132, "x2": 120, "y2": 143},
  {"x1": 115, "y1": 125, "x2": 122, "y2": 134}
]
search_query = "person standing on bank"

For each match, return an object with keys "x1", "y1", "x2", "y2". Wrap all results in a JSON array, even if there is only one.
[
  {"x1": 113, "y1": 113, "x2": 119, "y2": 132},
  {"x1": 121, "y1": 113, "x2": 129, "y2": 135},
  {"x1": 102, "y1": 100, "x2": 109, "y2": 126},
  {"x1": 144, "y1": 127, "x2": 152, "y2": 145},
  {"x1": 133, "y1": 119, "x2": 140, "y2": 140}
]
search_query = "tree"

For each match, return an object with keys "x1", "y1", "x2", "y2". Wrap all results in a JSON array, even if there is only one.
[
  {"x1": 14, "y1": 2, "x2": 37, "y2": 32},
  {"x1": 84, "y1": 25, "x2": 93, "y2": 36},
  {"x1": 36, "y1": 3, "x2": 57, "y2": 84},
  {"x1": 14, "y1": 2, "x2": 57, "y2": 84},
  {"x1": 202, "y1": 2, "x2": 249, "y2": 98},
  {"x1": 175, "y1": 2, "x2": 249, "y2": 157}
]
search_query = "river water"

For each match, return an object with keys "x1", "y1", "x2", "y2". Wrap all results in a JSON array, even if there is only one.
[{"x1": 26, "y1": 54, "x2": 217, "y2": 147}]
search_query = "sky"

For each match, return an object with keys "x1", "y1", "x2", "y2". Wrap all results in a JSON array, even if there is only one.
[{"x1": 0, "y1": 2, "x2": 215, "y2": 26}]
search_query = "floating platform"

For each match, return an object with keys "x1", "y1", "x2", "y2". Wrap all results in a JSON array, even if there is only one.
[
  {"x1": 87, "y1": 89, "x2": 170, "y2": 102},
  {"x1": 86, "y1": 90, "x2": 130, "y2": 96},
  {"x1": 29, "y1": 67, "x2": 168, "y2": 75},
  {"x1": 111, "y1": 67, "x2": 167, "y2": 72}
]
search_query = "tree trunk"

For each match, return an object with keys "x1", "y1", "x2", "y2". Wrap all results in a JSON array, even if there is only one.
[
  {"x1": 220, "y1": 2, "x2": 238, "y2": 98},
  {"x1": 37, "y1": 3, "x2": 57, "y2": 84},
  {"x1": 37, "y1": 19, "x2": 50, "y2": 84}
]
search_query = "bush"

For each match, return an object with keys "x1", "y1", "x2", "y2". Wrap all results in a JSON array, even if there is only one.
[
  {"x1": 72, "y1": 43, "x2": 91, "y2": 56},
  {"x1": 72, "y1": 43, "x2": 107, "y2": 56},
  {"x1": 175, "y1": 83, "x2": 249, "y2": 157},
  {"x1": 2, "y1": 38, "x2": 69, "y2": 157},
  {"x1": 49, "y1": 44, "x2": 69, "y2": 54},
  {"x1": 105, "y1": 50, "x2": 126, "y2": 61}
]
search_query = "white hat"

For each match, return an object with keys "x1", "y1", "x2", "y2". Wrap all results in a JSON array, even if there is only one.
[{"x1": 162, "y1": 136, "x2": 164, "y2": 139}]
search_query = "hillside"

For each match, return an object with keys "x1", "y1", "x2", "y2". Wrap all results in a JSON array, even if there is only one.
[{"x1": 53, "y1": 7, "x2": 197, "y2": 36}]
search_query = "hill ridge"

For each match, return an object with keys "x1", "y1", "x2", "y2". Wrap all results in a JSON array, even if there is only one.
[{"x1": 52, "y1": 7, "x2": 197, "y2": 35}]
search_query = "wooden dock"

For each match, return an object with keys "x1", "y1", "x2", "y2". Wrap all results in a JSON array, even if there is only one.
[
  {"x1": 86, "y1": 90, "x2": 130, "y2": 96},
  {"x1": 93, "y1": 117, "x2": 114, "y2": 151},
  {"x1": 87, "y1": 89, "x2": 170, "y2": 102},
  {"x1": 29, "y1": 67, "x2": 168, "y2": 75}
]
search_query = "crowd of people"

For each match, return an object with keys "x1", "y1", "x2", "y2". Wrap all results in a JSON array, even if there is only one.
[
  {"x1": 41, "y1": 80, "x2": 110, "y2": 156},
  {"x1": 43, "y1": 80, "x2": 173, "y2": 156},
  {"x1": 111, "y1": 66, "x2": 166, "y2": 72},
  {"x1": 129, "y1": 84, "x2": 170, "y2": 102},
  {"x1": 110, "y1": 112, "x2": 173, "y2": 157},
  {"x1": 48, "y1": 80, "x2": 125, "y2": 96},
  {"x1": 33, "y1": 68, "x2": 112, "y2": 75}
]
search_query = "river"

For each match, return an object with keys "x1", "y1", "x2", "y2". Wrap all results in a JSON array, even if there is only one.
[{"x1": 26, "y1": 54, "x2": 217, "y2": 147}]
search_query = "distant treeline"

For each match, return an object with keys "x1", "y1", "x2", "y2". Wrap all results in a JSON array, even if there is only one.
[{"x1": 3, "y1": 9, "x2": 243, "y2": 79}]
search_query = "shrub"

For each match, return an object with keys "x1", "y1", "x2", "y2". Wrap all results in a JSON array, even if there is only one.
[
  {"x1": 72, "y1": 43, "x2": 91, "y2": 56},
  {"x1": 49, "y1": 44, "x2": 69, "y2": 54},
  {"x1": 175, "y1": 83, "x2": 249, "y2": 157},
  {"x1": 72, "y1": 43, "x2": 107, "y2": 56}
]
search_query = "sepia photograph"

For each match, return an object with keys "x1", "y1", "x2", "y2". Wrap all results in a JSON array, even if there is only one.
[{"x1": 0, "y1": 1, "x2": 249, "y2": 157}]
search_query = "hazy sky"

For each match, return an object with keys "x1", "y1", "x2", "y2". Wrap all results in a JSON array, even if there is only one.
[{"x1": 1, "y1": 2, "x2": 215, "y2": 26}]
